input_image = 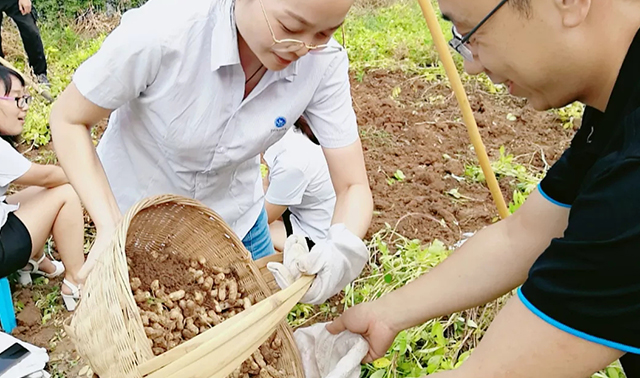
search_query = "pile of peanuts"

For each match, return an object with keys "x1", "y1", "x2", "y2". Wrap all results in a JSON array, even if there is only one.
[{"x1": 130, "y1": 256, "x2": 286, "y2": 378}]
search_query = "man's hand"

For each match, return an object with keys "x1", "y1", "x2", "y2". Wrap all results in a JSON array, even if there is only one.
[
  {"x1": 326, "y1": 301, "x2": 399, "y2": 363},
  {"x1": 18, "y1": 0, "x2": 31, "y2": 15},
  {"x1": 267, "y1": 224, "x2": 369, "y2": 305}
]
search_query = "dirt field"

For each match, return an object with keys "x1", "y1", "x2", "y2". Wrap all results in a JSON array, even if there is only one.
[{"x1": 9, "y1": 69, "x2": 575, "y2": 376}]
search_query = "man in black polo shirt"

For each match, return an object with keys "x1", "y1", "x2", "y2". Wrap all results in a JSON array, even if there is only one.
[{"x1": 326, "y1": 0, "x2": 640, "y2": 376}]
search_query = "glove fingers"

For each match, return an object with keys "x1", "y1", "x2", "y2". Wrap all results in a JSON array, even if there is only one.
[
  {"x1": 284, "y1": 234, "x2": 309, "y2": 254},
  {"x1": 267, "y1": 262, "x2": 296, "y2": 289}
]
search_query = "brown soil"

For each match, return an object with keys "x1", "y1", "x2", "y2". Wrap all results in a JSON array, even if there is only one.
[{"x1": 355, "y1": 70, "x2": 574, "y2": 244}]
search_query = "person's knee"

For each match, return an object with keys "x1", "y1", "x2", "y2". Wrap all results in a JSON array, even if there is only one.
[{"x1": 52, "y1": 184, "x2": 81, "y2": 205}]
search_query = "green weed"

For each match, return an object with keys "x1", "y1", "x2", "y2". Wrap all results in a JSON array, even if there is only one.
[
  {"x1": 553, "y1": 102, "x2": 585, "y2": 129},
  {"x1": 465, "y1": 146, "x2": 542, "y2": 213}
]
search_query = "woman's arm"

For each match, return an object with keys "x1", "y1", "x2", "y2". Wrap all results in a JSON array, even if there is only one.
[
  {"x1": 322, "y1": 138, "x2": 373, "y2": 238},
  {"x1": 13, "y1": 164, "x2": 68, "y2": 188},
  {"x1": 49, "y1": 83, "x2": 120, "y2": 232}
]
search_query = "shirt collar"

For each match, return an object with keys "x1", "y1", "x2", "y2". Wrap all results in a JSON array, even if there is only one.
[
  {"x1": 586, "y1": 28, "x2": 640, "y2": 123},
  {"x1": 579, "y1": 28, "x2": 640, "y2": 149},
  {"x1": 602, "y1": 28, "x2": 640, "y2": 120},
  {"x1": 211, "y1": 0, "x2": 241, "y2": 71}
]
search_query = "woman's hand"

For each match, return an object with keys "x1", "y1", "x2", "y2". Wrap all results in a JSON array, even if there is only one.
[{"x1": 77, "y1": 223, "x2": 118, "y2": 284}]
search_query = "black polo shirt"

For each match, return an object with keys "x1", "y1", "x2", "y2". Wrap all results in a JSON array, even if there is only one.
[{"x1": 519, "y1": 28, "x2": 640, "y2": 354}]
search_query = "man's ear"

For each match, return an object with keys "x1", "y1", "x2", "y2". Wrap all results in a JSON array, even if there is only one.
[{"x1": 553, "y1": 0, "x2": 591, "y2": 28}]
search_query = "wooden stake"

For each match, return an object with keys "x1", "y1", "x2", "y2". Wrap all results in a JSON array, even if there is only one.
[{"x1": 416, "y1": 0, "x2": 510, "y2": 219}]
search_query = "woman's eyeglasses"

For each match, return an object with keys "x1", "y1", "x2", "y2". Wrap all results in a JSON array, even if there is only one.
[
  {"x1": 0, "y1": 95, "x2": 32, "y2": 109},
  {"x1": 258, "y1": 0, "x2": 343, "y2": 54}
]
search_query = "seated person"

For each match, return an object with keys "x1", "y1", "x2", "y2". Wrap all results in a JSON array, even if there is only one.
[
  {"x1": 262, "y1": 116, "x2": 336, "y2": 252},
  {"x1": 0, "y1": 66, "x2": 84, "y2": 311}
]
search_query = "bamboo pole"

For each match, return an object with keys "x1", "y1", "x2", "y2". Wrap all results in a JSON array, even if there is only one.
[{"x1": 416, "y1": 0, "x2": 510, "y2": 219}]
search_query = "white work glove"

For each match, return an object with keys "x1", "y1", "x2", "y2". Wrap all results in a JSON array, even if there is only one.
[
  {"x1": 293, "y1": 322, "x2": 368, "y2": 378},
  {"x1": 267, "y1": 224, "x2": 369, "y2": 305}
]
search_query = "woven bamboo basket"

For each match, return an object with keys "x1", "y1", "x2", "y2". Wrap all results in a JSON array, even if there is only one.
[{"x1": 64, "y1": 195, "x2": 304, "y2": 378}]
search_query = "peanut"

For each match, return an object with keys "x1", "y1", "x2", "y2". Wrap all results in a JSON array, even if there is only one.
[
  {"x1": 169, "y1": 290, "x2": 186, "y2": 301},
  {"x1": 228, "y1": 279, "x2": 238, "y2": 303},
  {"x1": 130, "y1": 277, "x2": 142, "y2": 291},
  {"x1": 253, "y1": 350, "x2": 266, "y2": 368},
  {"x1": 203, "y1": 276, "x2": 214, "y2": 291},
  {"x1": 214, "y1": 272, "x2": 225, "y2": 285},
  {"x1": 194, "y1": 291, "x2": 205, "y2": 305},
  {"x1": 134, "y1": 290, "x2": 150, "y2": 304},
  {"x1": 152, "y1": 347, "x2": 165, "y2": 355},
  {"x1": 265, "y1": 366, "x2": 285, "y2": 378}
]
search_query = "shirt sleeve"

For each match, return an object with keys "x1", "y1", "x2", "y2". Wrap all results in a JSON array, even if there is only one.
[
  {"x1": 265, "y1": 163, "x2": 309, "y2": 206},
  {"x1": 73, "y1": 7, "x2": 164, "y2": 110},
  {"x1": 0, "y1": 140, "x2": 31, "y2": 187},
  {"x1": 521, "y1": 157, "x2": 640, "y2": 350},
  {"x1": 303, "y1": 49, "x2": 359, "y2": 149}
]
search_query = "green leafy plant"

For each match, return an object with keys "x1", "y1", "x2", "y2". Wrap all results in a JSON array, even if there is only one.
[
  {"x1": 554, "y1": 102, "x2": 584, "y2": 129},
  {"x1": 465, "y1": 146, "x2": 543, "y2": 213}
]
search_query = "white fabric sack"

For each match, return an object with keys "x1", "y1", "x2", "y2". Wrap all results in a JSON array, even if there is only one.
[
  {"x1": 293, "y1": 323, "x2": 368, "y2": 378},
  {"x1": 0, "y1": 332, "x2": 50, "y2": 378}
]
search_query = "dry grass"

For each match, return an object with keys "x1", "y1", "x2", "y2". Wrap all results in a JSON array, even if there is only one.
[
  {"x1": 73, "y1": 8, "x2": 121, "y2": 37},
  {"x1": 1, "y1": 18, "x2": 28, "y2": 63}
]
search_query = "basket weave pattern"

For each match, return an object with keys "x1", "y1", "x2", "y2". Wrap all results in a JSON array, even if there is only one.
[{"x1": 66, "y1": 195, "x2": 303, "y2": 378}]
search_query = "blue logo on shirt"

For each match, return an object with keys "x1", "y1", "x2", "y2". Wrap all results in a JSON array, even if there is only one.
[{"x1": 275, "y1": 117, "x2": 286, "y2": 128}]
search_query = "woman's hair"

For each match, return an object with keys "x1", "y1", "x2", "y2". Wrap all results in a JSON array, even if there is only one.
[
  {"x1": 0, "y1": 65, "x2": 25, "y2": 96},
  {"x1": 0, "y1": 65, "x2": 26, "y2": 147},
  {"x1": 294, "y1": 116, "x2": 320, "y2": 145}
]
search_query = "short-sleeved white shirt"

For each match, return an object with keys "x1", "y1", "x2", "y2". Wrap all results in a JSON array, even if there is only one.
[
  {"x1": 73, "y1": 0, "x2": 358, "y2": 239},
  {"x1": 263, "y1": 128, "x2": 336, "y2": 242},
  {"x1": 0, "y1": 138, "x2": 31, "y2": 228}
]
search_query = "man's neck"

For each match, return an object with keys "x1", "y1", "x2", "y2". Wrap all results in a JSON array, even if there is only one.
[{"x1": 582, "y1": 7, "x2": 640, "y2": 112}]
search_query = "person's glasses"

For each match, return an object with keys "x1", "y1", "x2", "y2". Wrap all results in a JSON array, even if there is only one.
[
  {"x1": 258, "y1": 0, "x2": 343, "y2": 55},
  {"x1": 448, "y1": 0, "x2": 509, "y2": 62},
  {"x1": 0, "y1": 95, "x2": 32, "y2": 109}
]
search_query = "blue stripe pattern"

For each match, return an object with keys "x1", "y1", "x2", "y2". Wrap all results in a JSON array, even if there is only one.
[
  {"x1": 537, "y1": 183, "x2": 571, "y2": 208},
  {"x1": 518, "y1": 288, "x2": 640, "y2": 354}
]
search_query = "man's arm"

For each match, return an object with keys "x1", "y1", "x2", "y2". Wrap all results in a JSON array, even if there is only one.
[
  {"x1": 375, "y1": 190, "x2": 566, "y2": 330},
  {"x1": 328, "y1": 190, "x2": 569, "y2": 354}
]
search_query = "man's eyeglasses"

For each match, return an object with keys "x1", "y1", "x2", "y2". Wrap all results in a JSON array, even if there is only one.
[
  {"x1": 258, "y1": 0, "x2": 343, "y2": 55},
  {"x1": 448, "y1": 0, "x2": 509, "y2": 61},
  {"x1": 0, "y1": 95, "x2": 32, "y2": 109}
]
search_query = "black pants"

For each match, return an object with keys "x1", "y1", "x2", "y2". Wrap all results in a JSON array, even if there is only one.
[
  {"x1": 0, "y1": 0, "x2": 46, "y2": 76},
  {"x1": 622, "y1": 354, "x2": 640, "y2": 378}
]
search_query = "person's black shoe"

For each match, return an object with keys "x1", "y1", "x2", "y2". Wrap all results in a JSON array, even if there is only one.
[
  {"x1": 36, "y1": 74, "x2": 53, "y2": 103},
  {"x1": 37, "y1": 74, "x2": 50, "y2": 88}
]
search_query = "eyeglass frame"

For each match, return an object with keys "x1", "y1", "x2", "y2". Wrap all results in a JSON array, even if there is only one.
[
  {"x1": 0, "y1": 94, "x2": 32, "y2": 109},
  {"x1": 257, "y1": 0, "x2": 343, "y2": 54},
  {"x1": 448, "y1": 0, "x2": 509, "y2": 61}
]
